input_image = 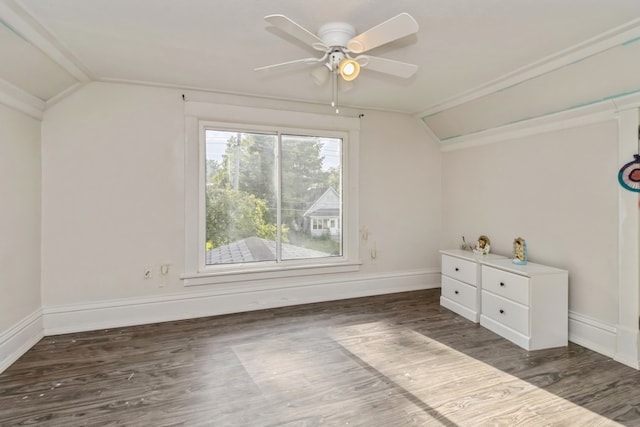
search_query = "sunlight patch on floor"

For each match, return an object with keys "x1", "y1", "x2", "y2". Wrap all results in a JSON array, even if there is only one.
[{"x1": 331, "y1": 321, "x2": 621, "y2": 426}]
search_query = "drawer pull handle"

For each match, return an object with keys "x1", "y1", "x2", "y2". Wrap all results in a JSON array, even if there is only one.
[
  {"x1": 455, "y1": 267, "x2": 459, "y2": 271},
  {"x1": 500, "y1": 282, "x2": 505, "y2": 287},
  {"x1": 499, "y1": 309, "x2": 505, "y2": 314},
  {"x1": 454, "y1": 290, "x2": 459, "y2": 295}
]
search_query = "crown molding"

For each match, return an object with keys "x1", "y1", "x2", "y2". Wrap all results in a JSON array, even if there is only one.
[
  {"x1": 0, "y1": 77, "x2": 44, "y2": 120},
  {"x1": 438, "y1": 98, "x2": 619, "y2": 152}
]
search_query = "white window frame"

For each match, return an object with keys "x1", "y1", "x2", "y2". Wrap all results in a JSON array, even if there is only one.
[{"x1": 182, "y1": 102, "x2": 360, "y2": 286}]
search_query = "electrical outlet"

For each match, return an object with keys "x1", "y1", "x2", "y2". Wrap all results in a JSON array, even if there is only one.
[
  {"x1": 370, "y1": 242, "x2": 377, "y2": 260},
  {"x1": 360, "y1": 227, "x2": 369, "y2": 241},
  {"x1": 159, "y1": 264, "x2": 170, "y2": 288},
  {"x1": 160, "y1": 264, "x2": 170, "y2": 276},
  {"x1": 144, "y1": 267, "x2": 152, "y2": 279}
]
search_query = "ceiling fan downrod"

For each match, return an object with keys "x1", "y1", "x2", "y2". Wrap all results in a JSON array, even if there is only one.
[{"x1": 328, "y1": 48, "x2": 346, "y2": 114}]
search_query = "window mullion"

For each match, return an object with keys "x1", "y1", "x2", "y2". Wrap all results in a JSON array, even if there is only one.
[{"x1": 275, "y1": 132, "x2": 283, "y2": 262}]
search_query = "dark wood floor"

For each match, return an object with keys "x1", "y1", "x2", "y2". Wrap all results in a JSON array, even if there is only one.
[{"x1": 1, "y1": 289, "x2": 639, "y2": 426}]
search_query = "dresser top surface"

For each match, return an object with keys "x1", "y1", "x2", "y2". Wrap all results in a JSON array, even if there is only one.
[
  {"x1": 481, "y1": 258, "x2": 568, "y2": 277},
  {"x1": 440, "y1": 249, "x2": 568, "y2": 277},
  {"x1": 440, "y1": 249, "x2": 508, "y2": 262}
]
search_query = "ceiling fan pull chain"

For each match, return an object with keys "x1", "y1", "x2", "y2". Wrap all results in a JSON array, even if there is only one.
[{"x1": 332, "y1": 71, "x2": 339, "y2": 114}]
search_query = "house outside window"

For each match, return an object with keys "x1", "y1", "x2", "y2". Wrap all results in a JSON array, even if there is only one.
[{"x1": 304, "y1": 187, "x2": 341, "y2": 239}]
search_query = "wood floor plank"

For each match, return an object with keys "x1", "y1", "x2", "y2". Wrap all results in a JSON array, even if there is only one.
[{"x1": 0, "y1": 289, "x2": 638, "y2": 426}]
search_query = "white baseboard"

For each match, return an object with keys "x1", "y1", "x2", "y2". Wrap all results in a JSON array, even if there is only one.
[
  {"x1": 43, "y1": 270, "x2": 441, "y2": 336},
  {"x1": 568, "y1": 310, "x2": 616, "y2": 358},
  {"x1": 614, "y1": 325, "x2": 640, "y2": 369},
  {"x1": 473, "y1": 304, "x2": 638, "y2": 369},
  {"x1": 0, "y1": 309, "x2": 44, "y2": 374}
]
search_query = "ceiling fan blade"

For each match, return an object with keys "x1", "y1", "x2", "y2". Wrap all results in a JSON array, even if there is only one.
[
  {"x1": 347, "y1": 13, "x2": 418, "y2": 54},
  {"x1": 255, "y1": 57, "x2": 324, "y2": 73},
  {"x1": 357, "y1": 55, "x2": 418, "y2": 78},
  {"x1": 265, "y1": 14, "x2": 327, "y2": 50}
]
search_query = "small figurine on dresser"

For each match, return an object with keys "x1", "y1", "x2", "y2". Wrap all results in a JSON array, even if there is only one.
[
  {"x1": 460, "y1": 236, "x2": 474, "y2": 251},
  {"x1": 512, "y1": 237, "x2": 528, "y2": 265},
  {"x1": 473, "y1": 235, "x2": 491, "y2": 255}
]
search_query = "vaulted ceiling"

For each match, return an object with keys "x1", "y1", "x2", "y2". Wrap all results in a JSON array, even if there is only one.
[{"x1": 1, "y1": 0, "x2": 640, "y2": 142}]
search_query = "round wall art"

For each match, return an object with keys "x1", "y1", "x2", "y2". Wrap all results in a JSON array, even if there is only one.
[{"x1": 618, "y1": 154, "x2": 640, "y2": 192}]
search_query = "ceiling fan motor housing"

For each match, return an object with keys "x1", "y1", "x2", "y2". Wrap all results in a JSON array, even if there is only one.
[{"x1": 318, "y1": 22, "x2": 356, "y2": 48}]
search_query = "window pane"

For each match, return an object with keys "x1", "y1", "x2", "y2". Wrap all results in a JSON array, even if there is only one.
[
  {"x1": 204, "y1": 130, "x2": 277, "y2": 265},
  {"x1": 281, "y1": 135, "x2": 342, "y2": 260}
]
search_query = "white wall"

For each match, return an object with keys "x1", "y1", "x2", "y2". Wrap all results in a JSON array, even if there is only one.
[
  {"x1": 359, "y1": 111, "x2": 442, "y2": 273},
  {"x1": 41, "y1": 83, "x2": 185, "y2": 306},
  {"x1": 0, "y1": 103, "x2": 42, "y2": 369},
  {"x1": 441, "y1": 120, "x2": 619, "y2": 325},
  {"x1": 40, "y1": 82, "x2": 442, "y2": 327}
]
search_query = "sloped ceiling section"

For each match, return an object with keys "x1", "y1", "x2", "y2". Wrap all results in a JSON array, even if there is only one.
[
  {"x1": 0, "y1": 22, "x2": 75, "y2": 100},
  {"x1": 0, "y1": 0, "x2": 89, "y2": 119},
  {"x1": 421, "y1": 20, "x2": 640, "y2": 145}
]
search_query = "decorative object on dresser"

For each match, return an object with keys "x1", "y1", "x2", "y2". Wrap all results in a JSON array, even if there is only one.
[
  {"x1": 473, "y1": 235, "x2": 491, "y2": 255},
  {"x1": 512, "y1": 237, "x2": 527, "y2": 265},
  {"x1": 479, "y1": 258, "x2": 568, "y2": 350},
  {"x1": 459, "y1": 236, "x2": 474, "y2": 251},
  {"x1": 439, "y1": 249, "x2": 507, "y2": 323}
]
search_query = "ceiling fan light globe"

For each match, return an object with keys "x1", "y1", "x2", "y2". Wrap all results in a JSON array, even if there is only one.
[
  {"x1": 343, "y1": 63, "x2": 355, "y2": 75},
  {"x1": 339, "y1": 59, "x2": 360, "y2": 81}
]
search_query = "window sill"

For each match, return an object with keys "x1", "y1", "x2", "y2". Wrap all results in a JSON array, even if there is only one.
[{"x1": 181, "y1": 261, "x2": 361, "y2": 287}]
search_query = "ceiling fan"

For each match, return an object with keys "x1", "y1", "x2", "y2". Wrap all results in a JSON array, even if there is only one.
[{"x1": 255, "y1": 13, "x2": 419, "y2": 113}]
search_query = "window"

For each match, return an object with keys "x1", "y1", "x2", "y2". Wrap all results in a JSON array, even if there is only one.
[
  {"x1": 204, "y1": 129, "x2": 343, "y2": 265},
  {"x1": 182, "y1": 103, "x2": 360, "y2": 286}
]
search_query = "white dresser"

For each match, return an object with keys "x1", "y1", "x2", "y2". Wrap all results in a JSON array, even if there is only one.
[
  {"x1": 479, "y1": 258, "x2": 568, "y2": 351},
  {"x1": 439, "y1": 249, "x2": 507, "y2": 323}
]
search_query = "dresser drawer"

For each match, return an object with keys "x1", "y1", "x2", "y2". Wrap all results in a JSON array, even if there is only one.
[
  {"x1": 482, "y1": 265, "x2": 529, "y2": 305},
  {"x1": 482, "y1": 291, "x2": 529, "y2": 336},
  {"x1": 441, "y1": 276, "x2": 477, "y2": 310},
  {"x1": 442, "y1": 255, "x2": 477, "y2": 285}
]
